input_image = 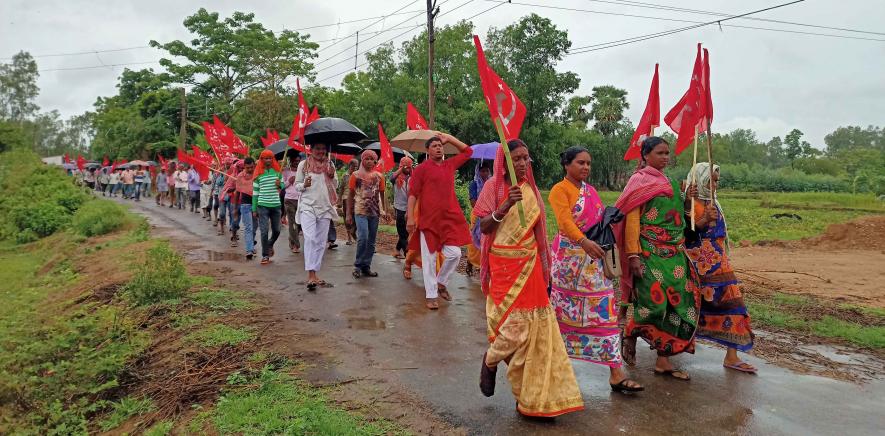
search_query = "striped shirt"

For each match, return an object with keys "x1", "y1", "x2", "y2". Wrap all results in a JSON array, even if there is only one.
[{"x1": 252, "y1": 169, "x2": 282, "y2": 211}]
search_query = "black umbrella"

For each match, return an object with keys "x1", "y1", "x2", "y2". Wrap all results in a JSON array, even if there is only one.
[
  {"x1": 328, "y1": 142, "x2": 363, "y2": 155},
  {"x1": 304, "y1": 117, "x2": 367, "y2": 145},
  {"x1": 265, "y1": 139, "x2": 291, "y2": 157},
  {"x1": 83, "y1": 162, "x2": 102, "y2": 169},
  {"x1": 362, "y1": 142, "x2": 413, "y2": 163}
]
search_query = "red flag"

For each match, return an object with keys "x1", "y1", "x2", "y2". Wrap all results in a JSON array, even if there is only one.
[
  {"x1": 211, "y1": 116, "x2": 248, "y2": 156},
  {"x1": 111, "y1": 160, "x2": 118, "y2": 172},
  {"x1": 377, "y1": 122, "x2": 396, "y2": 173},
  {"x1": 121, "y1": 159, "x2": 128, "y2": 165},
  {"x1": 176, "y1": 148, "x2": 191, "y2": 167},
  {"x1": 625, "y1": 64, "x2": 661, "y2": 161},
  {"x1": 157, "y1": 154, "x2": 167, "y2": 170},
  {"x1": 76, "y1": 154, "x2": 86, "y2": 172},
  {"x1": 288, "y1": 78, "x2": 310, "y2": 147},
  {"x1": 191, "y1": 145, "x2": 213, "y2": 181},
  {"x1": 406, "y1": 102, "x2": 428, "y2": 130},
  {"x1": 703, "y1": 48, "x2": 713, "y2": 131},
  {"x1": 332, "y1": 153, "x2": 354, "y2": 164},
  {"x1": 261, "y1": 129, "x2": 276, "y2": 147},
  {"x1": 203, "y1": 120, "x2": 232, "y2": 161},
  {"x1": 308, "y1": 106, "x2": 320, "y2": 124},
  {"x1": 63, "y1": 153, "x2": 70, "y2": 164},
  {"x1": 664, "y1": 43, "x2": 706, "y2": 154},
  {"x1": 473, "y1": 35, "x2": 526, "y2": 141},
  {"x1": 102, "y1": 156, "x2": 109, "y2": 167}
]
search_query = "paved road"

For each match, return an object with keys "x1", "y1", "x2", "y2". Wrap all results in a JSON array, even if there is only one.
[{"x1": 126, "y1": 199, "x2": 884, "y2": 436}]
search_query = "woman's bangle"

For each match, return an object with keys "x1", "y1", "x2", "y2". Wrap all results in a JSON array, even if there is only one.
[{"x1": 491, "y1": 211, "x2": 504, "y2": 222}]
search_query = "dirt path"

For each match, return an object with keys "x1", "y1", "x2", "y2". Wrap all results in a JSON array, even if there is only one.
[{"x1": 124, "y1": 200, "x2": 884, "y2": 435}]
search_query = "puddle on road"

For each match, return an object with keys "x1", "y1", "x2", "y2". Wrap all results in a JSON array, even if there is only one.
[
  {"x1": 347, "y1": 316, "x2": 387, "y2": 330},
  {"x1": 204, "y1": 250, "x2": 243, "y2": 262}
]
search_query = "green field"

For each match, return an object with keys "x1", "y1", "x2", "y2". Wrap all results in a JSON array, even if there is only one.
[{"x1": 540, "y1": 190, "x2": 884, "y2": 243}]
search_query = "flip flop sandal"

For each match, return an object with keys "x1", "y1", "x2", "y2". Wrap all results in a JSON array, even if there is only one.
[
  {"x1": 403, "y1": 268, "x2": 412, "y2": 280},
  {"x1": 610, "y1": 379, "x2": 645, "y2": 393},
  {"x1": 654, "y1": 368, "x2": 691, "y2": 381},
  {"x1": 724, "y1": 361, "x2": 758, "y2": 374},
  {"x1": 245, "y1": 252, "x2": 254, "y2": 260},
  {"x1": 260, "y1": 257, "x2": 271, "y2": 265},
  {"x1": 438, "y1": 288, "x2": 452, "y2": 301},
  {"x1": 352, "y1": 269, "x2": 362, "y2": 279},
  {"x1": 307, "y1": 281, "x2": 318, "y2": 291},
  {"x1": 426, "y1": 298, "x2": 439, "y2": 310},
  {"x1": 318, "y1": 280, "x2": 333, "y2": 288},
  {"x1": 361, "y1": 270, "x2": 378, "y2": 277}
]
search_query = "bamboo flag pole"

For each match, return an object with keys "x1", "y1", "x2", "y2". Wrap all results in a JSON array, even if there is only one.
[
  {"x1": 493, "y1": 118, "x2": 526, "y2": 226},
  {"x1": 691, "y1": 126, "x2": 699, "y2": 231},
  {"x1": 706, "y1": 119, "x2": 715, "y2": 198}
]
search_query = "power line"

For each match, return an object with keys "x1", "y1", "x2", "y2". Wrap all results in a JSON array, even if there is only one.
[
  {"x1": 317, "y1": 0, "x2": 422, "y2": 54},
  {"x1": 486, "y1": 1, "x2": 885, "y2": 43},
  {"x1": 314, "y1": 8, "x2": 430, "y2": 66},
  {"x1": 582, "y1": 0, "x2": 885, "y2": 36},
  {"x1": 566, "y1": 0, "x2": 811, "y2": 55},
  {"x1": 40, "y1": 60, "x2": 159, "y2": 72},
  {"x1": 315, "y1": 0, "x2": 500, "y2": 84}
]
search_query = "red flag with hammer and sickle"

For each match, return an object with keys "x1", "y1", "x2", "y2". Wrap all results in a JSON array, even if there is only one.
[{"x1": 473, "y1": 35, "x2": 526, "y2": 141}]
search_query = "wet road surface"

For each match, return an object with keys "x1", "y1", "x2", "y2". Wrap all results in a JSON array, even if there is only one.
[{"x1": 126, "y1": 199, "x2": 884, "y2": 435}]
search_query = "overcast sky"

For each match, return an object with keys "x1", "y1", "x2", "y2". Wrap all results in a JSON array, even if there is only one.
[{"x1": 2, "y1": 0, "x2": 884, "y2": 147}]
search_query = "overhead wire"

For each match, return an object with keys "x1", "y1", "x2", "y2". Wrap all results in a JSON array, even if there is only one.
[
  {"x1": 314, "y1": 0, "x2": 488, "y2": 84},
  {"x1": 484, "y1": 0, "x2": 885, "y2": 43}
]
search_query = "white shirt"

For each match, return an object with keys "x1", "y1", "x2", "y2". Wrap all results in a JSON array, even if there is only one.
[
  {"x1": 173, "y1": 170, "x2": 188, "y2": 189},
  {"x1": 294, "y1": 160, "x2": 339, "y2": 223}
]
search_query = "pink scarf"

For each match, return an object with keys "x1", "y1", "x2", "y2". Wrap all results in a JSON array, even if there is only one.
[
  {"x1": 303, "y1": 153, "x2": 337, "y2": 204},
  {"x1": 613, "y1": 165, "x2": 673, "y2": 299},
  {"x1": 472, "y1": 144, "x2": 549, "y2": 296}
]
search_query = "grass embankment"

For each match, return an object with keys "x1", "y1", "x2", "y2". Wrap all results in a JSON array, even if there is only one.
[
  {"x1": 0, "y1": 150, "x2": 398, "y2": 435},
  {"x1": 746, "y1": 292, "x2": 885, "y2": 350}
]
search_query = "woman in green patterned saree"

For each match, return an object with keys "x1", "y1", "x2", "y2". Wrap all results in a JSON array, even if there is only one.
[{"x1": 614, "y1": 137, "x2": 700, "y2": 381}]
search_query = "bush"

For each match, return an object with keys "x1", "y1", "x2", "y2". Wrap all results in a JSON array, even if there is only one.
[
  {"x1": 72, "y1": 200, "x2": 129, "y2": 237},
  {"x1": 124, "y1": 242, "x2": 191, "y2": 305},
  {"x1": 667, "y1": 163, "x2": 851, "y2": 193}
]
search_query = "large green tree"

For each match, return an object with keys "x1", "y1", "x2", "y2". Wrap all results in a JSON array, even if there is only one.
[
  {"x1": 0, "y1": 51, "x2": 40, "y2": 123},
  {"x1": 150, "y1": 9, "x2": 318, "y2": 118}
]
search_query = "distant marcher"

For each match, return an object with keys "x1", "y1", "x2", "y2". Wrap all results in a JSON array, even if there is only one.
[
  {"x1": 549, "y1": 146, "x2": 643, "y2": 393},
  {"x1": 252, "y1": 150, "x2": 283, "y2": 265},
  {"x1": 133, "y1": 166, "x2": 146, "y2": 201},
  {"x1": 166, "y1": 166, "x2": 177, "y2": 208},
  {"x1": 347, "y1": 150, "x2": 388, "y2": 278},
  {"x1": 295, "y1": 143, "x2": 339, "y2": 290},
  {"x1": 685, "y1": 163, "x2": 756, "y2": 373},
  {"x1": 466, "y1": 163, "x2": 491, "y2": 276},
  {"x1": 282, "y1": 153, "x2": 303, "y2": 253},
  {"x1": 615, "y1": 136, "x2": 700, "y2": 381},
  {"x1": 339, "y1": 159, "x2": 360, "y2": 245},
  {"x1": 155, "y1": 165, "x2": 169, "y2": 205},
  {"x1": 143, "y1": 167, "x2": 152, "y2": 198},
  {"x1": 212, "y1": 163, "x2": 226, "y2": 223},
  {"x1": 108, "y1": 169, "x2": 121, "y2": 197},
  {"x1": 174, "y1": 164, "x2": 189, "y2": 209},
  {"x1": 407, "y1": 132, "x2": 472, "y2": 310},
  {"x1": 121, "y1": 168, "x2": 135, "y2": 199},
  {"x1": 187, "y1": 164, "x2": 201, "y2": 212},
  {"x1": 97, "y1": 169, "x2": 110, "y2": 196},
  {"x1": 234, "y1": 158, "x2": 257, "y2": 258},
  {"x1": 389, "y1": 157, "x2": 413, "y2": 259},
  {"x1": 83, "y1": 168, "x2": 96, "y2": 190}
]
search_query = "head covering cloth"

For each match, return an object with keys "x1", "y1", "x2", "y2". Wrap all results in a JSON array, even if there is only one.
[{"x1": 253, "y1": 149, "x2": 281, "y2": 179}]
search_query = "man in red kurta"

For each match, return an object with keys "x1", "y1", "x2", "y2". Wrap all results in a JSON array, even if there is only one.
[{"x1": 407, "y1": 132, "x2": 473, "y2": 309}]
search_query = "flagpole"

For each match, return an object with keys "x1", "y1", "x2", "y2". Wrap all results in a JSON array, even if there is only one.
[
  {"x1": 494, "y1": 118, "x2": 526, "y2": 226},
  {"x1": 691, "y1": 126, "x2": 698, "y2": 231},
  {"x1": 706, "y1": 120, "x2": 715, "y2": 197}
]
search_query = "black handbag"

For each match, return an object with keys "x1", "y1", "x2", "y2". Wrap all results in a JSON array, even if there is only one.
[{"x1": 583, "y1": 207, "x2": 625, "y2": 279}]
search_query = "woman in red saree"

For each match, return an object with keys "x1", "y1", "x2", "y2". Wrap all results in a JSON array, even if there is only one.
[{"x1": 474, "y1": 140, "x2": 583, "y2": 418}]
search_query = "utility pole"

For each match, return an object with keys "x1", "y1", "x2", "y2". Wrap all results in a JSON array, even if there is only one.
[
  {"x1": 354, "y1": 31, "x2": 360, "y2": 70},
  {"x1": 426, "y1": 0, "x2": 439, "y2": 129},
  {"x1": 179, "y1": 87, "x2": 187, "y2": 149}
]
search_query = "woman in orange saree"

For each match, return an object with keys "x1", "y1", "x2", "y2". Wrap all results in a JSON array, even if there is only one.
[{"x1": 473, "y1": 140, "x2": 583, "y2": 418}]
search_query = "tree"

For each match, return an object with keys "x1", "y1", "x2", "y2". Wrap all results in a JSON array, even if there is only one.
[
  {"x1": 824, "y1": 125, "x2": 884, "y2": 155},
  {"x1": 588, "y1": 86, "x2": 629, "y2": 137},
  {"x1": 0, "y1": 51, "x2": 40, "y2": 123},
  {"x1": 150, "y1": 9, "x2": 318, "y2": 118},
  {"x1": 784, "y1": 128, "x2": 805, "y2": 166},
  {"x1": 487, "y1": 14, "x2": 580, "y2": 130},
  {"x1": 764, "y1": 136, "x2": 786, "y2": 167}
]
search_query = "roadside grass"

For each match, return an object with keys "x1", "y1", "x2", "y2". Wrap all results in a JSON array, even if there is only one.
[
  {"x1": 1, "y1": 201, "x2": 406, "y2": 435},
  {"x1": 746, "y1": 292, "x2": 885, "y2": 349},
  {"x1": 211, "y1": 367, "x2": 399, "y2": 436},
  {"x1": 185, "y1": 324, "x2": 256, "y2": 347}
]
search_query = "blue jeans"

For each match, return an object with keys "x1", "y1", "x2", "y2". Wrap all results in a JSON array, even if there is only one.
[
  {"x1": 123, "y1": 183, "x2": 134, "y2": 198},
  {"x1": 227, "y1": 200, "x2": 239, "y2": 231},
  {"x1": 257, "y1": 206, "x2": 281, "y2": 258},
  {"x1": 134, "y1": 182, "x2": 143, "y2": 200},
  {"x1": 354, "y1": 215, "x2": 379, "y2": 270},
  {"x1": 239, "y1": 204, "x2": 255, "y2": 254}
]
